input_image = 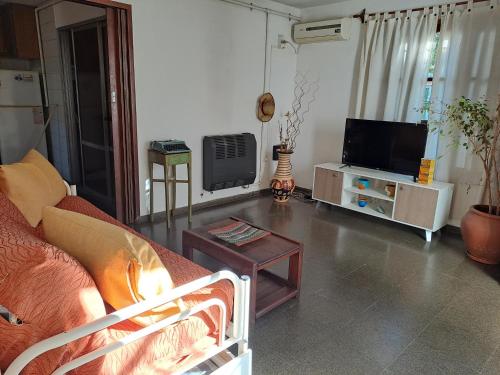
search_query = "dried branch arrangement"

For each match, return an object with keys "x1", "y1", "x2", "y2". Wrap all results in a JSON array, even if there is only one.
[{"x1": 278, "y1": 72, "x2": 319, "y2": 153}]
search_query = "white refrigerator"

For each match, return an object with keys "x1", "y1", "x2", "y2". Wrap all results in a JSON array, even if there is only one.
[{"x1": 0, "y1": 69, "x2": 48, "y2": 164}]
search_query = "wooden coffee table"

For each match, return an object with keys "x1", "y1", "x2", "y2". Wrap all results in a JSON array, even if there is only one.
[{"x1": 182, "y1": 217, "x2": 303, "y2": 323}]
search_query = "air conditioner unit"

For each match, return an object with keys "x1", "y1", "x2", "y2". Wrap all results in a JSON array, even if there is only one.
[{"x1": 293, "y1": 17, "x2": 352, "y2": 44}]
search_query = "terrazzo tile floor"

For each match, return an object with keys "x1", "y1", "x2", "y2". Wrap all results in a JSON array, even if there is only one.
[{"x1": 135, "y1": 195, "x2": 500, "y2": 375}]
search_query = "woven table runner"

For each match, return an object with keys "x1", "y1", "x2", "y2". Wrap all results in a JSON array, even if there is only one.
[{"x1": 208, "y1": 221, "x2": 270, "y2": 247}]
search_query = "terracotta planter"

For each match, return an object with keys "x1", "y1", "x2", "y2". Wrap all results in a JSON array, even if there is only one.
[
  {"x1": 461, "y1": 205, "x2": 500, "y2": 265},
  {"x1": 271, "y1": 151, "x2": 296, "y2": 203}
]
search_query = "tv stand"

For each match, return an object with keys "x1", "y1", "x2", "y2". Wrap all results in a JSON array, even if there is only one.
[{"x1": 312, "y1": 163, "x2": 454, "y2": 241}]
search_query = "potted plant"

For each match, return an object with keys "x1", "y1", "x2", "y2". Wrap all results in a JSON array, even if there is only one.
[
  {"x1": 434, "y1": 97, "x2": 500, "y2": 264},
  {"x1": 270, "y1": 74, "x2": 318, "y2": 202}
]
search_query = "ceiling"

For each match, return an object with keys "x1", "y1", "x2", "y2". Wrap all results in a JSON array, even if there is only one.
[
  {"x1": 0, "y1": 0, "x2": 348, "y2": 10},
  {"x1": 273, "y1": 0, "x2": 348, "y2": 9}
]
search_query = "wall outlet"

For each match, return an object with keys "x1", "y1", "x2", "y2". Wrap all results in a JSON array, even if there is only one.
[
  {"x1": 278, "y1": 34, "x2": 286, "y2": 49},
  {"x1": 272, "y1": 145, "x2": 281, "y2": 161}
]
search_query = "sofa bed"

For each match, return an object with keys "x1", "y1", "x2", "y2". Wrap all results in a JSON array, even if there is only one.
[{"x1": 0, "y1": 151, "x2": 251, "y2": 375}]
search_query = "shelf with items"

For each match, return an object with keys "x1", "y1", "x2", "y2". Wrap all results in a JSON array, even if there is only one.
[
  {"x1": 344, "y1": 185, "x2": 394, "y2": 202},
  {"x1": 341, "y1": 174, "x2": 395, "y2": 220},
  {"x1": 343, "y1": 173, "x2": 397, "y2": 203},
  {"x1": 342, "y1": 194, "x2": 394, "y2": 221}
]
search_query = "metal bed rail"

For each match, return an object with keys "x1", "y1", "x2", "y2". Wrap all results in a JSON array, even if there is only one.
[{"x1": 5, "y1": 270, "x2": 251, "y2": 375}]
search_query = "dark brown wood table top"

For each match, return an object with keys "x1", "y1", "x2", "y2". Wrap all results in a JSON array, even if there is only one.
[{"x1": 186, "y1": 217, "x2": 302, "y2": 267}]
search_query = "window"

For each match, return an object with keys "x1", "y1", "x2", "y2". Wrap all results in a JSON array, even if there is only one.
[{"x1": 421, "y1": 32, "x2": 440, "y2": 122}]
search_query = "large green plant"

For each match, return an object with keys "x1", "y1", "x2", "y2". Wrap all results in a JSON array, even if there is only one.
[{"x1": 432, "y1": 97, "x2": 499, "y2": 216}]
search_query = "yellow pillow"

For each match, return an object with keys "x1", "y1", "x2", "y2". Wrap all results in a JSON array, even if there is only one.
[
  {"x1": 0, "y1": 150, "x2": 66, "y2": 227},
  {"x1": 42, "y1": 206, "x2": 183, "y2": 326}
]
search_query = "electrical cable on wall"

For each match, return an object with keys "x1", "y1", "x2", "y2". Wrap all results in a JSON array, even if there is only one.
[
  {"x1": 258, "y1": 17, "x2": 298, "y2": 187},
  {"x1": 258, "y1": 10, "x2": 270, "y2": 185},
  {"x1": 35, "y1": 106, "x2": 55, "y2": 150},
  {"x1": 279, "y1": 39, "x2": 299, "y2": 54}
]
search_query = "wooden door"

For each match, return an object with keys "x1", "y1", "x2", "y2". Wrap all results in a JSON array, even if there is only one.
[
  {"x1": 394, "y1": 184, "x2": 438, "y2": 229},
  {"x1": 313, "y1": 168, "x2": 343, "y2": 205},
  {"x1": 105, "y1": 6, "x2": 139, "y2": 224},
  {"x1": 66, "y1": 0, "x2": 138, "y2": 224}
]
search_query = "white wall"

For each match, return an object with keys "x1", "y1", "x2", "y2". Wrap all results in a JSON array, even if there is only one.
[
  {"x1": 121, "y1": 0, "x2": 300, "y2": 216},
  {"x1": 294, "y1": 0, "x2": 456, "y2": 190}
]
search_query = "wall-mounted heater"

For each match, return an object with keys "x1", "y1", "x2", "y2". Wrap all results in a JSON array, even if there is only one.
[{"x1": 203, "y1": 133, "x2": 256, "y2": 191}]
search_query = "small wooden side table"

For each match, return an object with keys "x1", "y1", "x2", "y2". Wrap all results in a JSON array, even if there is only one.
[
  {"x1": 182, "y1": 217, "x2": 303, "y2": 323},
  {"x1": 148, "y1": 149, "x2": 192, "y2": 228}
]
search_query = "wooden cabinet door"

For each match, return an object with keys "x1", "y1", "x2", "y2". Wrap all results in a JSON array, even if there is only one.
[
  {"x1": 394, "y1": 184, "x2": 438, "y2": 229},
  {"x1": 0, "y1": 7, "x2": 10, "y2": 56},
  {"x1": 313, "y1": 168, "x2": 343, "y2": 205},
  {"x1": 10, "y1": 4, "x2": 39, "y2": 60}
]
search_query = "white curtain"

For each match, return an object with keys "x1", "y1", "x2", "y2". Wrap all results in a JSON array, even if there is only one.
[
  {"x1": 355, "y1": 7, "x2": 438, "y2": 123},
  {"x1": 432, "y1": 0, "x2": 500, "y2": 225}
]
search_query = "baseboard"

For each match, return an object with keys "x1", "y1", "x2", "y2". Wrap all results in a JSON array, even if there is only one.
[
  {"x1": 442, "y1": 224, "x2": 462, "y2": 236},
  {"x1": 136, "y1": 188, "x2": 272, "y2": 224},
  {"x1": 294, "y1": 186, "x2": 312, "y2": 195}
]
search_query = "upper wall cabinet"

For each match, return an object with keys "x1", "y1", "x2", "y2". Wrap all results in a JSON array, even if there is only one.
[
  {"x1": 0, "y1": 4, "x2": 40, "y2": 60},
  {"x1": 0, "y1": 11, "x2": 7, "y2": 56}
]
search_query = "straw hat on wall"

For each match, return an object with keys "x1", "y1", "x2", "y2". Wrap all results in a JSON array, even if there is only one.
[{"x1": 256, "y1": 93, "x2": 275, "y2": 122}]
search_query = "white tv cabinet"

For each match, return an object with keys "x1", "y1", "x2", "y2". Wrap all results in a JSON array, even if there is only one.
[{"x1": 312, "y1": 163, "x2": 454, "y2": 241}]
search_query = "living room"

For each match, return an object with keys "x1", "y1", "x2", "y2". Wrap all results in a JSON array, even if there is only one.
[{"x1": 0, "y1": 0, "x2": 499, "y2": 374}]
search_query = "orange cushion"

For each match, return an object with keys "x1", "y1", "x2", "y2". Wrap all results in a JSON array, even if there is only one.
[
  {"x1": 42, "y1": 206, "x2": 184, "y2": 327},
  {"x1": 0, "y1": 150, "x2": 66, "y2": 227},
  {"x1": 55, "y1": 195, "x2": 235, "y2": 332}
]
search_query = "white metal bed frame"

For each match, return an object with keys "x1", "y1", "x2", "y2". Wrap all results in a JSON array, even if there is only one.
[{"x1": 5, "y1": 184, "x2": 252, "y2": 375}]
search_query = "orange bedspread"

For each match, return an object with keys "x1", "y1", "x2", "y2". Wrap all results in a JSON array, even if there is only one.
[{"x1": 0, "y1": 193, "x2": 234, "y2": 374}]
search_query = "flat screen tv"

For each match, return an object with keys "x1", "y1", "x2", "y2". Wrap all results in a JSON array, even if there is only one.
[{"x1": 342, "y1": 118, "x2": 428, "y2": 179}]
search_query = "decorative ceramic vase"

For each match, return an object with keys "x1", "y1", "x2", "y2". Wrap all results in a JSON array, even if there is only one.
[
  {"x1": 461, "y1": 205, "x2": 500, "y2": 264},
  {"x1": 271, "y1": 151, "x2": 295, "y2": 203}
]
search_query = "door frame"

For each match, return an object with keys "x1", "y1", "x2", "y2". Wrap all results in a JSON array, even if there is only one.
[{"x1": 68, "y1": 0, "x2": 139, "y2": 224}]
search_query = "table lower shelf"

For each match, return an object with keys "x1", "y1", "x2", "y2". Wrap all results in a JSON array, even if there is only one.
[{"x1": 255, "y1": 270, "x2": 298, "y2": 319}]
